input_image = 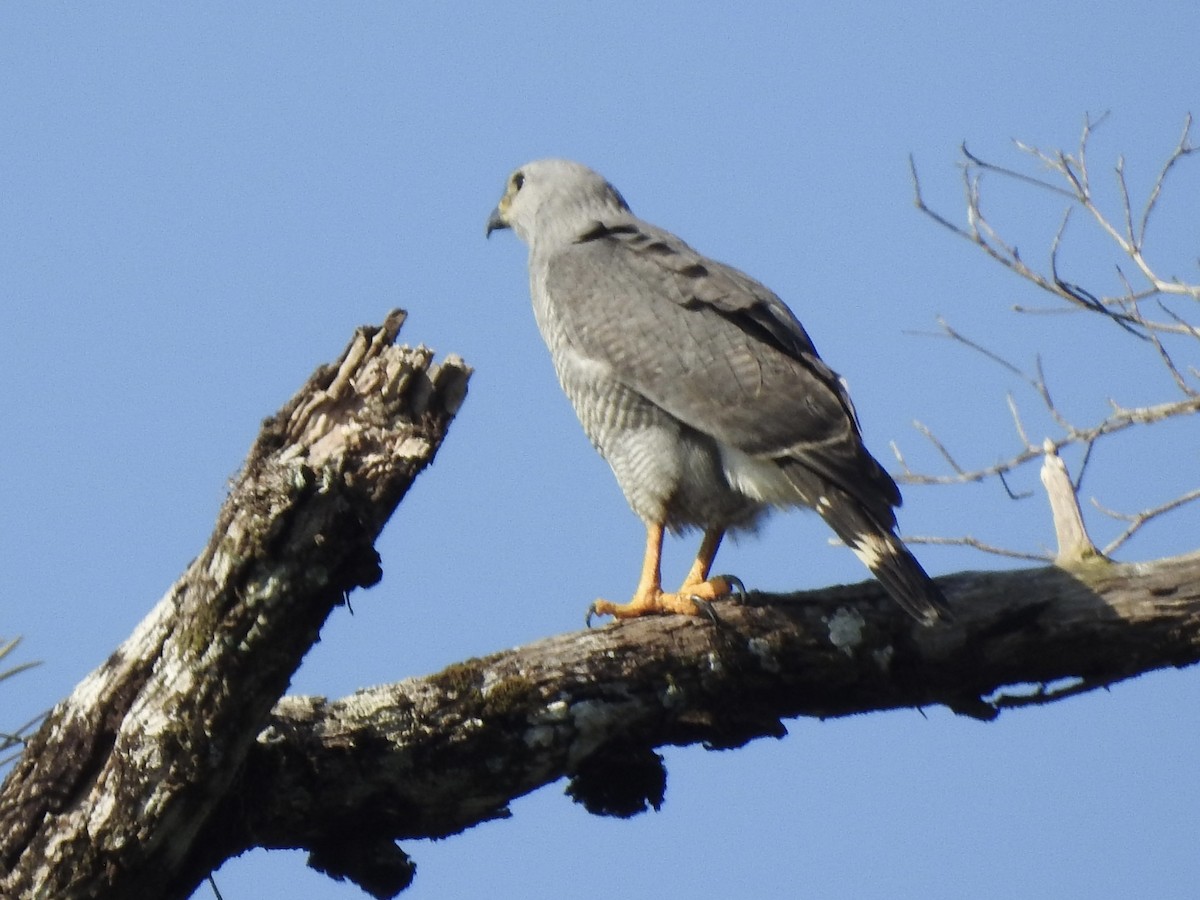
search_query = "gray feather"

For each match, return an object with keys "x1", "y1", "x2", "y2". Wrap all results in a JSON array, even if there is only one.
[{"x1": 490, "y1": 158, "x2": 949, "y2": 623}]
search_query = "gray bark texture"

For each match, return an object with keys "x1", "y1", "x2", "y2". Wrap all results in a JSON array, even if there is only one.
[
  {"x1": 0, "y1": 310, "x2": 470, "y2": 899},
  {"x1": 2, "y1": 310, "x2": 1198, "y2": 899}
]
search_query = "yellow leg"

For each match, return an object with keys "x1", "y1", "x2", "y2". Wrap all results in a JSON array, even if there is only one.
[
  {"x1": 632, "y1": 520, "x2": 665, "y2": 603},
  {"x1": 679, "y1": 528, "x2": 724, "y2": 590},
  {"x1": 587, "y1": 524, "x2": 738, "y2": 623}
]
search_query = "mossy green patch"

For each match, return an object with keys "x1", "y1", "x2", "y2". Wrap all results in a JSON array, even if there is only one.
[
  {"x1": 429, "y1": 658, "x2": 485, "y2": 699},
  {"x1": 483, "y1": 676, "x2": 538, "y2": 718}
]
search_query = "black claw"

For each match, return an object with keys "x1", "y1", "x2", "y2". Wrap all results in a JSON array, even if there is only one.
[
  {"x1": 585, "y1": 602, "x2": 603, "y2": 629},
  {"x1": 690, "y1": 596, "x2": 721, "y2": 625},
  {"x1": 716, "y1": 574, "x2": 746, "y2": 602}
]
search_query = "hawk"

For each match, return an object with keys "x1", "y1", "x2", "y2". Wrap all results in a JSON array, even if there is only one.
[{"x1": 486, "y1": 159, "x2": 949, "y2": 625}]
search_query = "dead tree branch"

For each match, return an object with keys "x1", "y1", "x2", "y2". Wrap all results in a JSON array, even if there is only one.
[
  {"x1": 1093, "y1": 487, "x2": 1200, "y2": 556},
  {"x1": 893, "y1": 324, "x2": 1200, "y2": 488},
  {"x1": 0, "y1": 639, "x2": 41, "y2": 768},
  {"x1": 0, "y1": 311, "x2": 471, "y2": 900},
  {"x1": 1, "y1": 308, "x2": 1199, "y2": 899},
  {"x1": 204, "y1": 551, "x2": 1200, "y2": 897},
  {"x1": 911, "y1": 114, "x2": 1199, "y2": 331},
  {"x1": 901, "y1": 117, "x2": 1200, "y2": 558}
]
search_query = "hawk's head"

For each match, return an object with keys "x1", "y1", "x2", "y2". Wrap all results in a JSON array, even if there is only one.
[{"x1": 486, "y1": 159, "x2": 630, "y2": 248}]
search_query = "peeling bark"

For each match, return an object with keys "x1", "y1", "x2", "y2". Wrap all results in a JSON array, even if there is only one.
[
  {"x1": 202, "y1": 551, "x2": 1198, "y2": 898},
  {"x1": 1, "y1": 310, "x2": 1198, "y2": 900},
  {"x1": 0, "y1": 311, "x2": 470, "y2": 900}
]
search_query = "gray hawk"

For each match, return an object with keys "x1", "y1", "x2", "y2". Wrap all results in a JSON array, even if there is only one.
[{"x1": 486, "y1": 159, "x2": 949, "y2": 626}]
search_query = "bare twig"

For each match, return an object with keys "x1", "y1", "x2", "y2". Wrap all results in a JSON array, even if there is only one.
[
  {"x1": 1139, "y1": 113, "x2": 1196, "y2": 247},
  {"x1": 0, "y1": 638, "x2": 41, "y2": 769},
  {"x1": 0, "y1": 638, "x2": 38, "y2": 686},
  {"x1": 911, "y1": 116, "x2": 1200, "y2": 333},
  {"x1": 900, "y1": 534, "x2": 1052, "y2": 562},
  {"x1": 903, "y1": 117, "x2": 1199, "y2": 560},
  {"x1": 1093, "y1": 487, "x2": 1200, "y2": 555},
  {"x1": 897, "y1": 389, "x2": 1200, "y2": 487}
]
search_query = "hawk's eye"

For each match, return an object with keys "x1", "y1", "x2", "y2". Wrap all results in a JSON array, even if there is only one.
[{"x1": 512, "y1": 172, "x2": 525, "y2": 192}]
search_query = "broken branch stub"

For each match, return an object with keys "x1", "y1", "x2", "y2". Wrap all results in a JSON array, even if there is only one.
[
  {"x1": 0, "y1": 309, "x2": 471, "y2": 900},
  {"x1": 1040, "y1": 440, "x2": 1102, "y2": 565}
]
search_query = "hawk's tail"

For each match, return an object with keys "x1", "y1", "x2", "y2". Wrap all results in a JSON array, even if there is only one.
[{"x1": 816, "y1": 492, "x2": 952, "y2": 626}]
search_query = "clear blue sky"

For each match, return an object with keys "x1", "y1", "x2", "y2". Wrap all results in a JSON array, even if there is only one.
[{"x1": 3, "y1": 4, "x2": 1198, "y2": 898}]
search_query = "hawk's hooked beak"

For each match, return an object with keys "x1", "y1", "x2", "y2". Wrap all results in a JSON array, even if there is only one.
[{"x1": 485, "y1": 205, "x2": 509, "y2": 238}]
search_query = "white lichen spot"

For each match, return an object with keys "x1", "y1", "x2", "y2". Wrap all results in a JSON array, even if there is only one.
[
  {"x1": 660, "y1": 676, "x2": 684, "y2": 707},
  {"x1": 567, "y1": 699, "x2": 635, "y2": 765},
  {"x1": 240, "y1": 574, "x2": 285, "y2": 610},
  {"x1": 395, "y1": 435, "x2": 431, "y2": 458},
  {"x1": 705, "y1": 651, "x2": 724, "y2": 675},
  {"x1": 70, "y1": 668, "x2": 115, "y2": 713},
  {"x1": 531, "y1": 699, "x2": 570, "y2": 724},
  {"x1": 747, "y1": 637, "x2": 781, "y2": 673},
  {"x1": 826, "y1": 607, "x2": 866, "y2": 656},
  {"x1": 258, "y1": 723, "x2": 286, "y2": 745},
  {"x1": 524, "y1": 724, "x2": 557, "y2": 749},
  {"x1": 86, "y1": 787, "x2": 119, "y2": 838},
  {"x1": 872, "y1": 644, "x2": 895, "y2": 672}
]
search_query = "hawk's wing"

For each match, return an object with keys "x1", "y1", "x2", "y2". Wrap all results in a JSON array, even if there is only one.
[{"x1": 543, "y1": 216, "x2": 900, "y2": 514}]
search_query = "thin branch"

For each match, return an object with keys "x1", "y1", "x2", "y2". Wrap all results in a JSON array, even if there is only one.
[
  {"x1": 997, "y1": 469, "x2": 1033, "y2": 501},
  {"x1": 933, "y1": 317, "x2": 1029, "y2": 378},
  {"x1": 963, "y1": 142, "x2": 1077, "y2": 199},
  {"x1": 0, "y1": 639, "x2": 41, "y2": 770},
  {"x1": 1077, "y1": 112, "x2": 1107, "y2": 185},
  {"x1": 1145, "y1": 318, "x2": 1198, "y2": 396},
  {"x1": 908, "y1": 419, "x2": 972, "y2": 477},
  {"x1": 900, "y1": 534, "x2": 1051, "y2": 561},
  {"x1": 1117, "y1": 155, "x2": 1137, "y2": 251},
  {"x1": 0, "y1": 711, "x2": 46, "y2": 769},
  {"x1": 1094, "y1": 487, "x2": 1200, "y2": 555},
  {"x1": 1072, "y1": 439, "x2": 1096, "y2": 494},
  {"x1": 897, "y1": 318, "x2": 1200, "y2": 486},
  {"x1": 898, "y1": 391, "x2": 1200, "y2": 487},
  {"x1": 0, "y1": 639, "x2": 38, "y2": 686},
  {"x1": 1138, "y1": 112, "x2": 1196, "y2": 249},
  {"x1": 1156, "y1": 298, "x2": 1200, "y2": 342},
  {"x1": 903, "y1": 119, "x2": 1199, "y2": 557},
  {"x1": 1031, "y1": 355, "x2": 1069, "y2": 433},
  {"x1": 914, "y1": 116, "x2": 1200, "y2": 337}
]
